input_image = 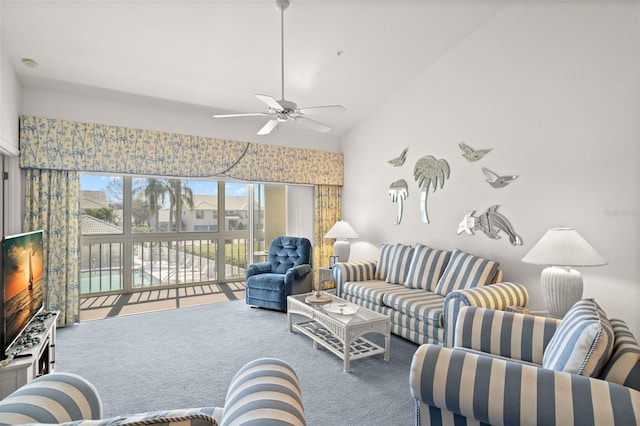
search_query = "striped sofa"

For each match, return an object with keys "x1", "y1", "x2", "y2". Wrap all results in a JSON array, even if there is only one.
[
  {"x1": 410, "y1": 305, "x2": 640, "y2": 425},
  {"x1": 0, "y1": 358, "x2": 306, "y2": 426},
  {"x1": 332, "y1": 244, "x2": 529, "y2": 346}
]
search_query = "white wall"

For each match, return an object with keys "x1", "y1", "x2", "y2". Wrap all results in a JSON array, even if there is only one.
[
  {"x1": 20, "y1": 83, "x2": 340, "y2": 153},
  {"x1": 1, "y1": 34, "x2": 23, "y2": 236},
  {"x1": 0, "y1": 38, "x2": 20, "y2": 155},
  {"x1": 341, "y1": 2, "x2": 640, "y2": 336}
]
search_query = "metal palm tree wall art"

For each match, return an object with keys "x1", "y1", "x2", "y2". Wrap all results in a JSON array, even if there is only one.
[
  {"x1": 388, "y1": 179, "x2": 408, "y2": 224},
  {"x1": 413, "y1": 155, "x2": 450, "y2": 224}
]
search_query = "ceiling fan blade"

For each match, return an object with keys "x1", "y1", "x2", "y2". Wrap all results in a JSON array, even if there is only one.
[
  {"x1": 255, "y1": 94, "x2": 285, "y2": 111},
  {"x1": 257, "y1": 119, "x2": 279, "y2": 135},
  {"x1": 293, "y1": 116, "x2": 332, "y2": 133},
  {"x1": 213, "y1": 112, "x2": 271, "y2": 118},
  {"x1": 296, "y1": 105, "x2": 345, "y2": 115}
]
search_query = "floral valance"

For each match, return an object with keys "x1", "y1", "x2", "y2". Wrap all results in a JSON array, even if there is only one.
[{"x1": 19, "y1": 115, "x2": 343, "y2": 185}]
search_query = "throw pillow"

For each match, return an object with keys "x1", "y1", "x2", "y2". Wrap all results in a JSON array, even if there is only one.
[
  {"x1": 374, "y1": 244, "x2": 396, "y2": 281},
  {"x1": 433, "y1": 249, "x2": 499, "y2": 296},
  {"x1": 385, "y1": 244, "x2": 414, "y2": 284},
  {"x1": 542, "y1": 299, "x2": 614, "y2": 377},
  {"x1": 404, "y1": 244, "x2": 451, "y2": 291},
  {"x1": 598, "y1": 318, "x2": 640, "y2": 391}
]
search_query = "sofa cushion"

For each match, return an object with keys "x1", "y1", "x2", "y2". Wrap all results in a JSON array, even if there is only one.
[
  {"x1": 404, "y1": 245, "x2": 451, "y2": 291},
  {"x1": 382, "y1": 287, "x2": 446, "y2": 326},
  {"x1": 385, "y1": 244, "x2": 414, "y2": 284},
  {"x1": 389, "y1": 311, "x2": 445, "y2": 345},
  {"x1": 542, "y1": 299, "x2": 614, "y2": 377},
  {"x1": 434, "y1": 249, "x2": 499, "y2": 296},
  {"x1": 374, "y1": 244, "x2": 396, "y2": 281},
  {"x1": 342, "y1": 280, "x2": 400, "y2": 305},
  {"x1": 599, "y1": 318, "x2": 640, "y2": 391}
]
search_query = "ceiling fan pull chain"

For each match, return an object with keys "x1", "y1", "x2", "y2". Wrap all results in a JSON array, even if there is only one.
[{"x1": 280, "y1": 1, "x2": 285, "y2": 101}]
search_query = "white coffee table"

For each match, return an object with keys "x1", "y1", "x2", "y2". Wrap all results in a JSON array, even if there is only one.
[{"x1": 287, "y1": 292, "x2": 390, "y2": 372}]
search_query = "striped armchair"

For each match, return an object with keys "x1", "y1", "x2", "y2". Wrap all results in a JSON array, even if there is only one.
[
  {"x1": 0, "y1": 358, "x2": 306, "y2": 426},
  {"x1": 410, "y1": 306, "x2": 640, "y2": 425}
]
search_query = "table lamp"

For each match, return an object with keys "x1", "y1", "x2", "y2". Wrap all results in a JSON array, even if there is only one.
[
  {"x1": 522, "y1": 227, "x2": 607, "y2": 318},
  {"x1": 324, "y1": 220, "x2": 359, "y2": 262}
]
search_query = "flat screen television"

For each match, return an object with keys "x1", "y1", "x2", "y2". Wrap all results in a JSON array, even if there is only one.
[{"x1": 1, "y1": 230, "x2": 44, "y2": 359}]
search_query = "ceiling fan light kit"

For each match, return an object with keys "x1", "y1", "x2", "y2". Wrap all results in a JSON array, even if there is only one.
[{"x1": 213, "y1": 0, "x2": 344, "y2": 135}]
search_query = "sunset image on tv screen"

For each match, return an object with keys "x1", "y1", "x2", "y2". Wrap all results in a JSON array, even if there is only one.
[
  {"x1": 4, "y1": 233, "x2": 43, "y2": 302},
  {"x1": 3, "y1": 231, "x2": 44, "y2": 346}
]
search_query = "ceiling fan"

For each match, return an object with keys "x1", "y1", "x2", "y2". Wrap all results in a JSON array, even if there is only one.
[{"x1": 213, "y1": 0, "x2": 344, "y2": 135}]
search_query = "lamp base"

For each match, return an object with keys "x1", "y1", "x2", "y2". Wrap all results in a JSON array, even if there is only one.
[
  {"x1": 540, "y1": 266, "x2": 583, "y2": 319},
  {"x1": 333, "y1": 239, "x2": 351, "y2": 263}
]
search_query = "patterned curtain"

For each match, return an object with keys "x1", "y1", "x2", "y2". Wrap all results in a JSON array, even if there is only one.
[
  {"x1": 19, "y1": 116, "x2": 343, "y2": 185},
  {"x1": 314, "y1": 185, "x2": 341, "y2": 287},
  {"x1": 23, "y1": 169, "x2": 81, "y2": 327}
]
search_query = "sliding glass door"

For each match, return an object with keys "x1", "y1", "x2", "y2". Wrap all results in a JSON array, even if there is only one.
[{"x1": 80, "y1": 174, "x2": 312, "y2": 296}]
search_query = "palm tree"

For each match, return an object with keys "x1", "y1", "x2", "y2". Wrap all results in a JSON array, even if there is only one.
[
  {"x1": 413, "y1": 155, "x2": 450, "y2": 224},
  {"x1": 132, "y1": 178, "x2": 195, "y2": 231},
  {"x1": 167, "y1": 179, "x2": 195, "y2": 231},
  {"x1": 133, "y1": 178, "x2": 169, "y2": 229}
]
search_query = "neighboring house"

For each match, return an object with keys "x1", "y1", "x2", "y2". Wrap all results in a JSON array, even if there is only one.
[
  {"x1": 80, "y1": 190, "x2": 122, "y2": 225},
  {"x1": 158, "y1": 195, "x2": 249, "y2": 232}
]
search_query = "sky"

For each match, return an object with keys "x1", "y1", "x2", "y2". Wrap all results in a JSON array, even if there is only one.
[{"x1": 80, "y1": 174, "x2": 249, "y2": 198}]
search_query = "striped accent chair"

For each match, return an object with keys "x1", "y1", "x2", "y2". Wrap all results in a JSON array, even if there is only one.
[
  {"x1": 0, "y1": 358, "x2": 305, "y2": 426},
  {"x1": 410, "y1": 305, "x2": 640, "y2": 425},
  {"x1": 332, "y1": 245, "x2": 528, "y2": 346}
]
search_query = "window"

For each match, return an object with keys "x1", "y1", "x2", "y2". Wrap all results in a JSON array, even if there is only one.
[
  {"x1": 80, "y1": 174, "x2": 307, "y2": 295},
  {"x1": 80, "y1": 175, "x2": 123, "y2": 233}
]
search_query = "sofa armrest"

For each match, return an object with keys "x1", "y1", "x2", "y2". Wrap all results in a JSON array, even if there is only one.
[
  {"x1": 442, "y1": 281, "x2": 529, "y2": 347},
  {"x1": 410, "y1": 344, "x2": 640, "y2": 426},
  {"x1": 221, "y1": 358, "x2": 306, "y2": 426},
  {"x1": 58, "y1": 408, "x2": 222, "y2": 426},
  {"x1": 0, "y1": 372, "x2": 103, "y2": 424},
  {"x1": 454, "y1": 306, "x2": 560, "y2": 364},
  {"x1": 332, "y1": 260, "x2": 378, "y2": 297},
  {"x1": 245, "y1": 261, "x2": 271, "y2": 278}
]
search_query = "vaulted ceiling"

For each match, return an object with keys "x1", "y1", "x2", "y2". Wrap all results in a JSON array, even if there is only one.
[{"x1": 2, "y1": 1, "x2": 550, "y2": 136}]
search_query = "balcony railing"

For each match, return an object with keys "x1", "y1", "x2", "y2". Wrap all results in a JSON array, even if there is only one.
[{"x1": 80, "y1": 237, "x2": 250, "y2": 295}]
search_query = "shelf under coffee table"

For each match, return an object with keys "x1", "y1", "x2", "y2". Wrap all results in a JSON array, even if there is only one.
[{"x1": 287, "y1": 292, "x2": 390, "y2": 372}]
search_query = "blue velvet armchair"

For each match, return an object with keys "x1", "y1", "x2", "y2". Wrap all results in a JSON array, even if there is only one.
[{"x1": 245, "y1": 236, "x2": 313, "y2": 311}]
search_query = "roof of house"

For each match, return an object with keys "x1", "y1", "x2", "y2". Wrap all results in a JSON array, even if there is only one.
[{"x1": 81, "y1": 214, "x2": 122, "y2": 234}]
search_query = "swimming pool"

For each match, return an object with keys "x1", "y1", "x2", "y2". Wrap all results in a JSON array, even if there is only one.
[{"x1": 80, "y1": 269, "x2": 160, "y2": 294}]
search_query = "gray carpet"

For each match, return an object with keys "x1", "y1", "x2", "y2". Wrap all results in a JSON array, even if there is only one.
[{"x1": 56, "y1": 300, "x2": 418, "y2": 425}]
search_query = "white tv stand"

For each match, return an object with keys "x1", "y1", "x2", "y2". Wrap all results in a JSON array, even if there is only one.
[{"x1": 0, "y1": 311, "x2": 58, "y2": 399}]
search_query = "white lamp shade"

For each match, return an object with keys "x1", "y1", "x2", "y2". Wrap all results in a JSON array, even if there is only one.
[
  {"x1": 523, "y1": 227, "x2": 607, "y2": 318},
  {"x1": 324, "y1": 220, "x2": 359, "y2": 239},
  {"x1": 521, "y1": 227, "x2": 607, "y2": 267},
  {"x1": 324, "y1": 220, "x2": 358, "y2": 262}
]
